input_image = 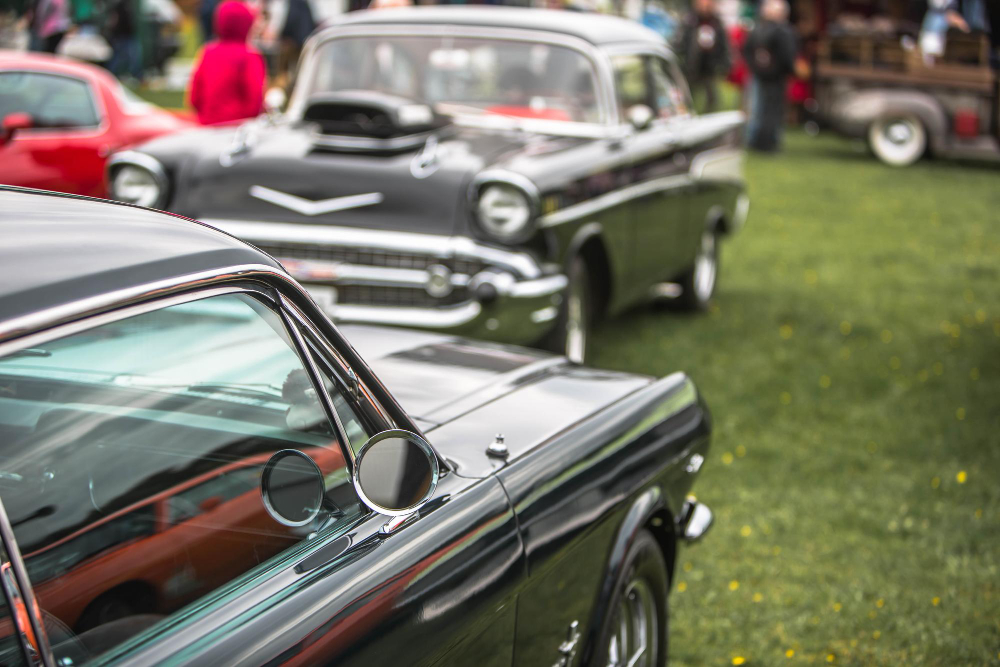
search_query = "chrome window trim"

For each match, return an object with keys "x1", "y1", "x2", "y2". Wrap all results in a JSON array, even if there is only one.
[
  {"x1": 106, "y1": 150, "x2": 170, "y2": 208},
  {"x1": 292, "y1": 24, "x2": 620, "y2": 129},
  {"x1": 0, "y1": 495, "x2": 54, "y2": 667},
  {"x1": 200, "y1": 219, "x2": 545, "y2": 280},
  {"x1": 0, "y1": 264, "x2": 285, "y2": 352}
]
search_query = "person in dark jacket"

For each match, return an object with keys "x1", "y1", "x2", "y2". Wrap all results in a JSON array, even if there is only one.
[
  {"x1": 743, "y1": 0, "x2": 796, "y2": 152},
  {"x1": 676, "y1": 0, "x2": 730, "y2": 113}
]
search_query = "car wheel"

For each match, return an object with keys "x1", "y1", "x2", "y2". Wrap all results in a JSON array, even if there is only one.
[
  {"x1": 674, "y1": 228, "x2": 720, "y2": 311},
  {"x1": 868, "y1": 115, "x2": 926, "y2": 167},
  {"x1": 598, "y1": 529, "x2": 669, "y2": 667},
  {"x1": 543, "y1": 255, "x2": 591, "y2": 364}
]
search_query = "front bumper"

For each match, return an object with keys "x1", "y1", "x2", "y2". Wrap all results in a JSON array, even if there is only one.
[{"x1": 203, "y1": 219, "x2": 567, "y2": 345}]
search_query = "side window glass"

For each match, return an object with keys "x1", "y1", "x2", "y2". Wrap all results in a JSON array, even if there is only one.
[
  {"x1": 0, "y1": 293, "x2": 365, "y2": 662},
  {"x1": 612, "y1": 54, "x2": 650, "y2": 118},
  {"x1": 0, "y1": 72, "x2": 100, "y2": 129},
  {"x1": 648, "y1": 56, "x2": 691, "y2": 119}
]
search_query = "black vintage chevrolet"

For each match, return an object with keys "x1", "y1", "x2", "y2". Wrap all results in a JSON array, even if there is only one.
[
  {"x1": 0, "y1": 187, "x2": 714, "y2": 666},
  {"x1": 107, "y1": 7, "x2": 748, "y2": 364}
]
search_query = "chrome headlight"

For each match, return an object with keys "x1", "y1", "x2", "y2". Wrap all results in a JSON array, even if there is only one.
[
  {"x1": 108, "y1": 152, "x2": 168, "y2": 209},
  {"x1": 474, "y1": 182, "x2": 536, "y2": 243},
  {"x1": 111, "y1": 165, "x2": 162, "y2": 208}
]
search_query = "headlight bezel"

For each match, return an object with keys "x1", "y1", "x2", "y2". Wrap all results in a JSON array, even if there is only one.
[
  {"x1": 470, "y1": 171, "x2": 540, "y2": 245},
  {"x1": 107, "y1": 151, "x2": 169, "y2": 210}
]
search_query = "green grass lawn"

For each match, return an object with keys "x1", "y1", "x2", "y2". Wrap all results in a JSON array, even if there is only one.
[{"x1": 591, "y1": 132, "x2": 1000, "y2": 665}]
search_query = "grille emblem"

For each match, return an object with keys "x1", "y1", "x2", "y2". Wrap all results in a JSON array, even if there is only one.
[{"x1": 250, "y1": 186, "x2": 384, "y2": 216}]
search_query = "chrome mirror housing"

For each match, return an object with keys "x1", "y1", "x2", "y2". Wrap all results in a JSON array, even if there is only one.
[
  {"x1": 626, "y1": 104, "x2": 654, "y2": 131},
  {"x1": 353, "y1": 430, "x2": 439, "y2": 516}
]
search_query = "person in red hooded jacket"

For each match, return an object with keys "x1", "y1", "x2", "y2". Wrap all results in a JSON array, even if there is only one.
[{"x1": 188, "y1": 0, "x2": 266, "y2": 125}]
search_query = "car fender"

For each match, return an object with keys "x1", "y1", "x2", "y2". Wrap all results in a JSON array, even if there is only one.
[
  {"x1": 830, "y1": 89, "x2": 947, "y2": 152},
  {"x1": 580, "y1": 485, "x2": 668, "y2": 664}
]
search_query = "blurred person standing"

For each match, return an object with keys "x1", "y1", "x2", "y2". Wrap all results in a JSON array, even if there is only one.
[
  {"x1": 676, "y1": 0, "x2": 730, "y2": 113},
  {"x1": 105, "y1": 0, "x2": 141, "y2": 82},
  {"x1": 743, "y1": 0, "x2": 796, "y2": 152},
  {"x1": 188, "y1": 0, "x2": 266, "y2": 125},
  {"x1": 275, "y1": 0, "x2": 314, "y2": 90},
  {"x1": 22, "y1": 0, "x2": 72, "y2": 52}
]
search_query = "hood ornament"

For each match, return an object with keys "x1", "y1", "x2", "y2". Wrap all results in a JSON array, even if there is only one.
[{"x1": 249, "y1": 186, "x2": 384, "y2": 216}]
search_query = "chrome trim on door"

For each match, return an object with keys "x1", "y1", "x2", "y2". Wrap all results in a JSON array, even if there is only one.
[{"x1": 539, "y1": 174, "x2": 691, "y2": 228}]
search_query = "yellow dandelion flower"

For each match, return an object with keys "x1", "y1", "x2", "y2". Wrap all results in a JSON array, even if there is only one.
[
  {"x1": 868, "y1": 610, "x2": 877, "y2": 619},
  {"x1": 975, "y1": 309, "x2": 986, "y2": 323},
  {"x1": 839, "y1": 321, "x2": 851, "y2": 335},
  {"x1": 779, "y1": 324, "x2": 794, "y2": 340},
  {"x1": 873, "y1": 630, "x2": 881, "y2": 640},
  {"x1": 732, "y1": 657, "x2": 746, "y2": 666},
  {"x1": 975, "y1": 508, "x2": 983, "y2": 519},
  {"x1": 683, "y1": 561, "x2": 693, "y2": 572},
  {"x1": 773, "y1": 546, "x2": 781, "y2": 556},
  {"x1": 780, "y1": 392, "x2": 792, "y2": 405},
  {"x1": 850, "y1": 639, "x2": 858, "y2": 648},
  {"x1": 876, "y1": 598, "x2": 884, "y2": 608},
  {"x1": 832, "y1": 602, "x2": 842, "y2": 612},
  {"x1": 729, "y1": 580, "x2": 740, "y2": 591},
  {"x1": 932, "y1": 596, "x2": 940, "y2": 606},
  {"x1": 752, "y1": 592, "x2": 763, "y2": 602},
  {"x1": 735, "y1": 445, "x2": 746, "y2": 457},
  {"x1": 957, "y1": 470, "x2": 968, "y2": 484},
  {"x1": 880, "y1": 330, "x2": 893, "y2": 343},
  {"x1": 819, "y1": 375, "x2": 831, "y2": 388},
  {"x1": 785, "y1": 649, "x2": 794, "y2": 658},
  {"x1": 827, "y1": 653, "x2": 836, "y2": 663},
  {"x1": 956, "y1": 408, "x2": 966, "y2": 421},
  {"x1": 740, "y1": 525, "x2": 752, "y2": 537},
  {"x1": 931, "y1": 477, "x2": 940, "y2": 489},
  {"x1": 970, "y1": 367, "x2": 980, "y2": 381},
  {"x1": 677, "y1": 581, "x2": 687, "y2": 592},
  {"x1": 722, "y1": 452, "x2": 734, "y2": 465}
]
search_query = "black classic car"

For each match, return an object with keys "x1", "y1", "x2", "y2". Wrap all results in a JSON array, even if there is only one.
[
  {"x1": 107, "y1": 7, "x2": 748, "y2": 363},
  {"x1": 0, "y1": 186, "x2": 714, "y2": 666}
]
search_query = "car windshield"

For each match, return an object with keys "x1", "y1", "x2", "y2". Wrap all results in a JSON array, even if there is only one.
[{"x1": 308, "y1": 35, "x2": 604, "y2": 124}]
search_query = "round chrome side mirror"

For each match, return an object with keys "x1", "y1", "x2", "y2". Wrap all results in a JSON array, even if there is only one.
[
  {"x1": 261, "y1": 449, "x2": 326, "y2": 526},
  {"x1": 264, "y1": 87, "x2": 287, "y2": 115},
  {"x1": 626, "y1": 104, "x2": 654, "y2": 131},
  {"x1": 353, "y1": 430, "x2": 439, "y2": 516}
]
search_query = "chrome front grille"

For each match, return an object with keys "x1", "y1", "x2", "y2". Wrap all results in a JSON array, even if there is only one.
[
  {"x1": 255, "y1": 241, "x2": 486, "y2": 275},
  {"x1": 254, "y1": 241, "x2": 484, "y2": 308}
]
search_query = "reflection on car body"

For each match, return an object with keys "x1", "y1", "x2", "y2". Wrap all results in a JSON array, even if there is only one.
[{"x1": 108, "y1": 7, "x2": 748, "y2": 363}]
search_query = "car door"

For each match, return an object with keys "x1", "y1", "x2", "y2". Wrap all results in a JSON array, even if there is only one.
[
  {"x1": 610, "y1": 52, "x2": 694, "y2": 294},
  {"x1": 0, "y1": 285, "x2": 523, "y2": 666},
  {"x1": 0, "y1": 70, "x2": 109, "y2": 197}
]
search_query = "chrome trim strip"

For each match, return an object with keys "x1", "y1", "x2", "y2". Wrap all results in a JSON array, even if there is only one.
[
  {"x1": 284, "y1": 259, "x2": 450, "y2": 288},
  {"x1": 335, "y1": 301, "x2": 482, "y2": 328},
  {"x1": 106, "y1": 150, "x2": 169, "y2": 208},
  {"x1": 279, "y1": 296, "x2": 357, "y2": 470},
  {"x1": 689, "y1": 146, "x2": 744, "y2": 183},
  {"x1": 0, "y1": 264, "x2": 283, "y2": 349},
  {"x1": 250, "y1": 186, "x2": 384, "y2": 217},
  {"x1": 309, "y1": 127, "x2": 436, "y2": 152},
  {"x1": 539, "y1": 174, "x2": 691, "y2": 228},
  {"x1": 200, "y1": 219, "x2": 544, "y2": 279}
]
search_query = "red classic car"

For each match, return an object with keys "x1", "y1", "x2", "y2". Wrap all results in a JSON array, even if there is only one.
[{"x1": 0, "y1": 51, "x2": 191, "y2": 197}]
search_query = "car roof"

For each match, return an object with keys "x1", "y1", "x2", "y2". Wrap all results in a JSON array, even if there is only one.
[
  {"x1": 324, "y1": 6, "x2": 665, "y2": 47},
  {"x1": 0, "y1": 187, "x2": 284, "y2": 343},
  {"x1": 0, "y1": 49, "x2": 111, "y2": 83}
]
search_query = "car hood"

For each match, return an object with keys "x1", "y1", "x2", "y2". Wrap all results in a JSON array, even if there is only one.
[
  {"x1": 153, "y1": 122, "x2": 560, "y2": 237},
  {"x1": 342, "y1": 325, "x2": 653, "y2": 477}
]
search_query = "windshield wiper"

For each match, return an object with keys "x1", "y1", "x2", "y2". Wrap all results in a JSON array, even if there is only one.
[{"x1": 185, "y1": 383, "x2": 284, "y2": 400}]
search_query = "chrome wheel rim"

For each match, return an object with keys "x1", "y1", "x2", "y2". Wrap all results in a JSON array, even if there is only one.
[
  {"x1": 606, "y1": 578, "x2": 657, "y2": 667},
  {"x1": 565, "y1": 271, "x2": 586, "y2": 364},
  {"x1": 692, "y1": 231, "x2": 717, "y2": 304}
]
